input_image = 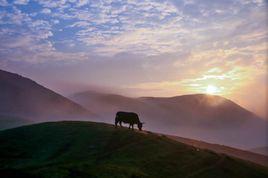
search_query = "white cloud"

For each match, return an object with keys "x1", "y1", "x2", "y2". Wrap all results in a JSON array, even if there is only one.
[
  {"x1": 14, "y1": 0, "x2": 29, "y2": 5},
  {"x1": 71, "y1": 0, "x2": 186, "y2": 56},
  {"x1": 41, "y1": 8, "x2": 52, "y2": 14},
  {"x1": 68, "y1": 21, "x2": 89, "y2": 28},
  {"x1": 1, "y1": 6, "x2": 32, "y2": 25},
  {"x1": 36, "y1": 0, "x2": 69, "y2": 9},
  {"x1": 52, "y1": 19, "x2": 59, "y2": 24}
]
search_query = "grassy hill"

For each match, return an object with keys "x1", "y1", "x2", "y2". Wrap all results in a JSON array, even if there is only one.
[{"x1": 0, "y1": 121, "x2": 267, "y2": 178}]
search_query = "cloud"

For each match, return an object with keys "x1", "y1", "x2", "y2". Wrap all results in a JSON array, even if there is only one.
[
  {"x1": 0, "y1": 0, "x2": 8, "y2": 6},
  {"x1": 69, "y1": 0, "x2": 185, "y2": 55},
  {"x1": 77, "y1": 0, "x2": 89, "y2": 7},
  {"x1": 41, "y1": 8, "x2": 52, "y2": 14},
  {"x1": 14, "y1": 0, "x2": 29, "y2": 5},
  {"x1": 0, "y1": 0, "x2": 265, "y2": 64},
  {"x1": 68, "y1": 21, "x2": 89, "y2": 28}
]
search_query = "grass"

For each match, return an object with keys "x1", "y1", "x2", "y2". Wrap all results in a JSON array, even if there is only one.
[{"x1": 0, "y1": 121, "x2": 267, "y2": 178}]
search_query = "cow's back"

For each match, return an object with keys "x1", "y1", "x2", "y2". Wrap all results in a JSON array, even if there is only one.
[{"x1": 116, "y1": 111, "x2": 139, "y2": 123}]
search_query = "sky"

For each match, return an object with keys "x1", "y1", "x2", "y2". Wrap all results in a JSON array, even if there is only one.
[{"x1": 0, "y1": 0, "x2": 267, "y2": 118}]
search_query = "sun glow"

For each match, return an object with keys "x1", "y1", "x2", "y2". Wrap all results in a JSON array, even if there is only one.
[{"x1": 206, "y1": 85, "x2": 219, "y2": 95}]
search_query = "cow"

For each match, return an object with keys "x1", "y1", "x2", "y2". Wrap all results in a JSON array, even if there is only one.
[{"x1": 115, "y1": 111, "x2": 144, "y2": 131}]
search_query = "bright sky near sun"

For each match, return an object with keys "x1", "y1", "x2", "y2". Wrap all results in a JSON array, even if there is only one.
[{"x1": 0, "y1": 0, "x2": 267, "y2": 118}]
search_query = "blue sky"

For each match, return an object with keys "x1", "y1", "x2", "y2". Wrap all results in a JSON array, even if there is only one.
[{"x1": 0, "y1": 0, "x2": 267, "y2": 117}]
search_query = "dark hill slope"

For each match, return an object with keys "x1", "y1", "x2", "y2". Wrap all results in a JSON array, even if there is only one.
[
  {"x1": 0, "y1": 121, "x2": 267, "y2": 178},
  {"x1": 0, "y1": 69, "x2": 95, "y2": 129}
]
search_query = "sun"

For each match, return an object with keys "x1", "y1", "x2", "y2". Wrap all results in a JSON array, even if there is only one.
[{"x1": 206, "y1": 85, "x2": 219, "y2": 95}]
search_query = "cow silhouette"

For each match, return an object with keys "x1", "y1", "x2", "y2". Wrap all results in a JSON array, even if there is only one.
[{"x1": 115, "y1": 111, "x2": 144, "y2": 131}]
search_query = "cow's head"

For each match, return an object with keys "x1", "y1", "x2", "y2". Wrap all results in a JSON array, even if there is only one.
[{"x1": 138, "y1": 122, "x2": 144, "y2": 131}]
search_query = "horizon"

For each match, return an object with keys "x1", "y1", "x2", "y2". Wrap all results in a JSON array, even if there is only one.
[{"x1": 0, "y1": 0, "x2": 267, "y2": 118}]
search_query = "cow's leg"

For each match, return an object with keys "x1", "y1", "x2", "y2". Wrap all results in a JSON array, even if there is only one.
[
  {"x1": 115, "y1": 116, "x2": 118, "y2": 127},
  {"x1": 119, "y1": 121, "x2": 122, "y2": 127},
  {"x1": 132, "y1": 124, "x2": 134, "y2": 130},
  {"x1": 115, "y1": 120, "x2": 118, "y2": 127},
  {"x1": 128, "y1": 124, "x2": 131, "y2": 129}
]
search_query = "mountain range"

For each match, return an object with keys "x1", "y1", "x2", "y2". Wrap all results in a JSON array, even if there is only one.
[{"x1": 70, "y1": 90, "x2": 268, "y2": 150}]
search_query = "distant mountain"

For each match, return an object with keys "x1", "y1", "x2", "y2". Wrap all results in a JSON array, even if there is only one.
[
  {"x1": 70, "y1": 90, "x2": 143, "y2": 120},
  {"x1": 0, "y1": 121, "x2": 267, "y2": 178},
  {"x1": 70, "y1": 90, "x2": 268, "y2": 149},
  {"x1": 0, "y1": 69, "x2": 95, "y2": 129}
]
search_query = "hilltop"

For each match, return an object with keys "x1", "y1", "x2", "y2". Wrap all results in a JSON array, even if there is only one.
[{"x1": 0, "y1": 121, "x2": 267, "y2": 178}]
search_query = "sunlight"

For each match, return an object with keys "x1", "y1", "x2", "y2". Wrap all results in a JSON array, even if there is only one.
[{"x1": 206, "y1": 85, "x2": 219, "y2": 95}]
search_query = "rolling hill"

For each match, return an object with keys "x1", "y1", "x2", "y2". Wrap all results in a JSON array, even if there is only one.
[
  {"x1": 0, "y1": 69, "x2": 95, "y2": 129},
  {"x1": 0, "y1": 121, "x2": 267, "y2": 178},
  {"x1": 70, "y1": 90, "x2": 268, "y2": 149}
]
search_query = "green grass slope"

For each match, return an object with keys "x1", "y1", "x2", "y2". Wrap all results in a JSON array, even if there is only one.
[{"x1": 0, "y1": 121, "x2": 267, "y2": 178}]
